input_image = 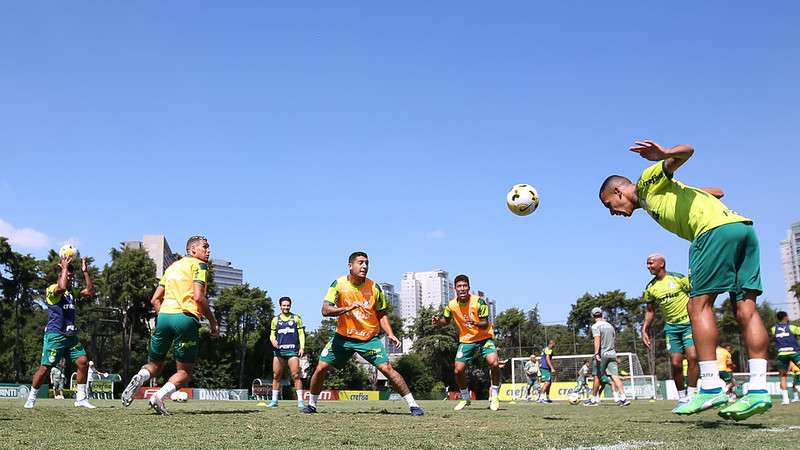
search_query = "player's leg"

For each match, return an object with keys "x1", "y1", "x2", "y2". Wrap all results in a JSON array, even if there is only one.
[
  {"x1": 24, "y1": 365, "x2": 52, "y2": 409},
  {"x1": 149, "y1": 314, "x2": 199, "y2": 415},
  {"x1": 287, "y1": 356, "x2": 305, "y2": 408},
  {"x1": 269, "y1": 356, "x2": 285, "y2": 407},
  {"x1": 718, "y1": 292, "x2": 772, "y2": 420},
  {"x1": 777, "y1": 368, "x2": 789, "y2": 405},
  {"x1": 485, "y1": 347, "x2": 501, "y2": 411},
  {"x1": 303, "y1": 335, "x2": 349, "y2": 413},
  {"x1": 684, "y1": 341, "x2": 699, "y2": 399},
  {"x1": 670, "y1": 352, "x2": 686, "y2": 403},
  {"x1": 604, "y1": 357, "x2": 629, "y2": 406},
  {"x1": 123, "y1": 315, "x2": 172, "y2": 407},
  {"x1": 71, "y1": 338, "x2": 95, "y2": 409},
  {"x1": 367, "y1": 336, "x2": 422, "y2": 416},
  {"x1": 792, "y1": 371, "x2": 800, "y2": 402},
  {"x1": 453, "y1": 342, "x2": 473, "y2": 410},
  {"x1": 584, "y1": 360, "x2": 601, "y2": 406}
]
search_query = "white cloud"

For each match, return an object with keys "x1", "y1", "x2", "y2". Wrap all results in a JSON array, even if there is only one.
[
  {"x1": 424, "y1": 229, "x2": 447, "y2": 240},
  {"x1": 0, "y1": 218, "x2": 49, "y2": 249}
]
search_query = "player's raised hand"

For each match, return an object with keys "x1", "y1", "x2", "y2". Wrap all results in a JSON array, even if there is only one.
[
  {"x1": 60, "y1": 255, "x2": 71, "y2": 269},
  {"x1": 298, "y1": 348, "x2": 304, "y2": 358},
  {"x1": 629, "y1": 140, "x2": 667, "y2": 161},
  {"x1": 81, "y1": 257, "x2": 89, "y2": 273}
]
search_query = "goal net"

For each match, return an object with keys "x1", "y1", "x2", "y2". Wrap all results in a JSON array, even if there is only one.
[{"x1": 509, "y1": 353, "x2": 656, "y2": 400}]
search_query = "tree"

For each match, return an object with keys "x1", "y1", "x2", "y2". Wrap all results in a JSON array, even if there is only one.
[
  {"x1": 100, "y1": 246, "x2": 158, "y2": 383},
  {"x1": 567, "y1": 290, "x2": 637, "y2": 334},
  {"x1": 213, "y1": 284, "x2": 273, "y2": 388},
  {"x1": 494, "y1": 307, "x2": 526, "y2": 356},
  {"x1": 406, "y1": 306, "x2": 459, "y2": 389},
  {"x1": 394, "y1": 353, "x2": 435, "y2": 398}
]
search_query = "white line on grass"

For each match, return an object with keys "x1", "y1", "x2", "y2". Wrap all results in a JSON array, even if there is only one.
[
  {"x1": 556, "y1": 441, "x2": 664, "y2": 450},
  {"x1": 754, "y1": 426, "x2": 800, "y2": 433}
]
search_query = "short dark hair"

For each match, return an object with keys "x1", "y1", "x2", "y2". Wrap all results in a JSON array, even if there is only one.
[
  {"x1": 186, "y1": 235, "x2": 207, "y2": 254},
  {"x1": 348, "y1": 251, "x2": 368, "y2": 263},
  {"x1": 279, "y1": 296, "x2": 292, "y2": 306},
  {"x1": 599, "y1": 175, "x2": 631, "y2": 197},
  {"x1": 454, "y1": 274, "x2": 470, "y2": 286},
  {"x1": 777, "y1": 311, "x2": 788, "y2": 321}
]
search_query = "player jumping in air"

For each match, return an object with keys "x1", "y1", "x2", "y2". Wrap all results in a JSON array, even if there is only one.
[
  {"x1": 432, "y1": 274, "x2": 502, "y2": 411},
  {"x1": 600, "y1": 140, "x2": 771, "y2": 420},
  {"x1": 302, "y1": 252, "x2": 423, "y2": 416},
  {"x1": 771, "y1": 311, "x2": 800, "y2": 405}
]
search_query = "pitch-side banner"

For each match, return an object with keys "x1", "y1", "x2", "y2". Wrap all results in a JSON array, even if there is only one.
[
  {"x1": 134, "y1": 386, "x2": 194, "y2": 400},
  {"x1": 498, "y1": 382, "x2": 582, "y2": 401},
  {"x1": 338, "y1": 390, "x2": 380, "y2": 401},
  {"x1": 301, "y1": 390, "x2": 340, "y2": 401}
]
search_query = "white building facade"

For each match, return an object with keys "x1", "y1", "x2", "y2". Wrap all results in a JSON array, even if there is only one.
[{"x1": 780, "y1": 222, "x2": 800, "y2": 320}]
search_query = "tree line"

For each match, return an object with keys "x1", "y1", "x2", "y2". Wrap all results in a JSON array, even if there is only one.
[{"x1": 2, "y1": 237, "x2": 798, "y2": 397}]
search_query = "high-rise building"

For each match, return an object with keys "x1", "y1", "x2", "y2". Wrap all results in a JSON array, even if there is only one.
[
  {"x1": 121, "y1": 234, "x2": 179, "y2": 278},
  {"x1": 473, "y1": 290, "x2": 497, "y2": 324},
  {"x1": 398, "y1": 270, "x2": 451, "y2": 352},
  {"x1": 780, "y1": 222, "x2": 800, "y2": 320},
  {"x1": 379, "y1": 282, "x2": 402, "y2": 354},
  {"x1": 210, "y1": 259, "x2": 244, "y2": 299}
]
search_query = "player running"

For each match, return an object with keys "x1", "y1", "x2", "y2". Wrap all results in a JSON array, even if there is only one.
[
  {"x1": 121, "y1": 236, "x2": 219, "y2": 415},
  {"x1": 600, "y1": 140, "x2": 771, "y2": 420},
  {"x1": 432, "y1": 274, "x2": 502, "y2": 411},
  {"x1": 523, "y1": 354, "x2": 540, "y2": 401},
  {"x1": 537, "y1": 340, "x2": 556, "y2": 403},
  {"x1": 771, "y1": 311, "x2": 800, "y2": 405},
  {"x1": 575, "y1": 360, "x2": 591, "y2": 400},
  {"x1": 717, "y1": 344, "x2": 736, "y2": 402},
  {"x1": 302, "y1": 252, "x2": 423, "y2": 416},
  {"x1": 641, "y1": 254, "x2": 698, "y2": 407},
  {"x1": 267, "y1": 296, "x2": 305, "y2": 409},
  {"x1": 25, "y1": 256, "x2": 96, "y2": 409},
  {"x1": 789, "y1": 362, "x2": 800, "y2": 403},
  {"x1": 585, "y1": 307, "x2": 629, "y2": 407}
]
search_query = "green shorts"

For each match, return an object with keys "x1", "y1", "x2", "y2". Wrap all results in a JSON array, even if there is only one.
[
  {"x1": 776, "y1": 353, "x2": 800, "y2": 372},
  {"x1": 40, "y1": 333, "x2": 86, "y2": 366},
  {"x1": 689, "y1": 222, "x2": 762, "y2": 301},
  {"x1": 319, "y1": 334, "x2": 388, "y2": 369},
  {"x1": 719, "y1": 371, "x2": 733, "y2": 383},
  {"x1": 539, "y1": 368, "x2": 552, "y2": 382},
  {"x1": 664, "y1": 322, "x2": 694, "y2": 354},
  {"x1": 149, "y1": 312, "x2": 200, "y2": 363},
  {"x1": 275, "y1": 350, "x2": 299, "y2": 359},
  {"x1": 601, "y1": 352, "x2": 619, "y2": 377},
  {"x1": 591, "y1": 359, "x2": 610, "y2": 384},
  {"x1": 455, "y1": 338, "x2": 497, "y2": 363}
]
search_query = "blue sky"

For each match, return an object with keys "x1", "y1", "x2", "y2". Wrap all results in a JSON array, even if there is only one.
[{"x1": 3, "y1": 2, "x2": 799, "y2": 329}]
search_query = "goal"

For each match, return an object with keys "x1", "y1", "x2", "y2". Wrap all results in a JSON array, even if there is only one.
[{"x1": 509, "y1": 352, "x2": 656, "y2": 400}]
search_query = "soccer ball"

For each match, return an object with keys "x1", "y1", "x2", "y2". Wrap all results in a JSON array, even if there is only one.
[
  {"x1": 568, "y1": 392, "x2": 581, "y2": 405},
  {"x1": 506, "y1": 184, "x2": 539, "y2": 216},
  {"x1": 170, "y1": 391, "x2": 189, "y2": 402},
  {"x1": 59, "y1": 244, "x2": 77, "y2": 260}
]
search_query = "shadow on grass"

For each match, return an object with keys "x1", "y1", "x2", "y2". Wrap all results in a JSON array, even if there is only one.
[
  {"x1": 626, "y1": 419, "x2": 767, "y2": 430},
  {"x1": 180, "y1": 409, "x2": 262, "y2": 415},
  {"x1": 330, "y1": 409, "x2": 415, "y2": 416}
]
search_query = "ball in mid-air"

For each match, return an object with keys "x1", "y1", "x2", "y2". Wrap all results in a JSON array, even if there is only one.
[
  {"x1": 506, "y1": 184, "x2": 539, "y2": 216},
  {"x1": 568, "y1": 392, "x2": 581, "y2": 405},
  {"x1": 59, "y1": 244, "x2": 77, "y2": 260}
]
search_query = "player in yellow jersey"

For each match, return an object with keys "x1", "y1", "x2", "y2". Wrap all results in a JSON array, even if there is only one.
[
  {"x1": 716, "y1": 344, "x2": 736, "y2": 402},
  {"x1": 788, "y1": 361, "x2": 800, "y2": 403},
  {"x1": 640, "y1": 254, "x2": 698, "y2": 407},
  {"x1": 432, "y1": 274, "x2": 501, "y2": 411},
  {"x1": 121, "y1": 236, "x2": 219, "y2": 415},
  {"x1": 302, "y1": 252, "x2": 423, "y2": 416},
  {"x1": 600, "y1": 140, "x2": 771, "y2": 420}
]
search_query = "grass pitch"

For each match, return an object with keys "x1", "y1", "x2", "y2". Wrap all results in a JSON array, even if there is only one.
[{"x1": 2, "y1": 398, "x2": 799, "y2": 449}]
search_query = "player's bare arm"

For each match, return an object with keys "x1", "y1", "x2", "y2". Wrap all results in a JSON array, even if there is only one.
[
  {"x1": 79, "y1": 257, "x2": 94, "y2": 297},
  {"x1": 699, "y1": 187, "x2": 725, "y2": 199},
  {"x1": 54, "y1": 256, "x2": 71, "y2": 295},
  {"x1": 150, "y1": 286, "x2": 165, "y2": 313},
  {"x1": 378, "y1": 313, "x2": 401, "y2": 347},
  {"x1": 194, "y1": 282, "x2": 218, "y2": 336},
  {"x1": 641, "y1": 303, "x2": 655, "y2": 349},
  {"x1": 321, "y1": 302, "x2": 358, "y2": 317},
  {"x1": 629, "y1": 140, "x2": 694, "y2": 175},
  {"x1": 431, "y1": 314, "x2": 451, "y2": 327}
]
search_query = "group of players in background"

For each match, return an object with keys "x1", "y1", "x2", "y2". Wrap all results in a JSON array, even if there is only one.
[{"x1": 21, "y1": 139, "x2": 800, "y2": 421}]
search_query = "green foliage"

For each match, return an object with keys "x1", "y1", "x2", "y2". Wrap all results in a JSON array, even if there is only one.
[{"x1": 394, "y1": 352, "x2": 435, "y2": 398}]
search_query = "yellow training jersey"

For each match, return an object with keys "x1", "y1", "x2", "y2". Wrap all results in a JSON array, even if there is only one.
[
  {"x1": 324, "y1": 276, "x2": 388, "y2": 341},
  {"x1": 637, "y1": 161, "x2": 750, "y2": 242},
  {"x1": 642, "y1": 272, "x2": 691, "y2": 324},
  {"x1": 716, "y1": 347, "x2": 732, "y2": 372},
  {"x1": 158, "y1": 257, "x2": 208, "y2": 319},
  {"x1": 443, "y1": 295, "x2": 493, "y2": 343}
]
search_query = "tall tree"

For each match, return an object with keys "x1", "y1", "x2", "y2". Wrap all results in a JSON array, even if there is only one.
[
  {"x1": 213, "y1": 284, "x2": 273, "y2": 388},
  {"x1": 100, "y1": 246, "x2": 158, "y2": 383}
]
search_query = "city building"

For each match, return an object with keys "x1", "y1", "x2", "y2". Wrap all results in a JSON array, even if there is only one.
[
  {"x1": 210, "y1": 259, "x2": 244, "y2": 298},
  {"x1": 121, "y1": 234, "x2": 179, "y2": 278},
  {"x1": 780, "y1": 222, "x2": 800, "y2": 320},
  {"x1": 398, "y1": 270, "x2": 452, "y2": 352},
  {"x1": 472, "y1": 290, "x2": 497, "y2": 324}
]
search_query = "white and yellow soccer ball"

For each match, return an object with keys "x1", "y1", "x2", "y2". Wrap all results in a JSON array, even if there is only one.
[
  {"x1": 170, "y1": 390, "x2": 189, "y2": 402},
  {"x1": 59, "y1": 244, "x2": 77, "y2": 260},
  {"x1": 568, "y1": 392, "x2": 581, "y2": 405},
  {"x1": 506, "y1": 184, "x2": 540, "y2": 216}
]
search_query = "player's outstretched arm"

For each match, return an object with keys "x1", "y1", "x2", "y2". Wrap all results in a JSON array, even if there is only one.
[
  {"x1": 699, "y1": 187, "x2": 724, "y2": 199},
  {"x1": 629, "y1": 140, "x2": 694, "y2": 175},
  {"x1": 321, "y1": 302, "x2": 357, "y2": 317},
  {"x1": 54, "y1": 256, "x2": 71, "y2": 295},
  {"x1": 79, "y1": 257, "x2": 95, "y2": 297},
  {"x1": 431, "y1": 314, "x2": 450, "y2": 327}
]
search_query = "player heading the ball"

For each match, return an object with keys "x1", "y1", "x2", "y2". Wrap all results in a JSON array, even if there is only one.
[
  {"x1": 599, "y1": 140, "x2": 771, "y2": 421},
  {"x1": 302, "y1": 252, "x2": 423, "y2": 416},
  {"x1": 432, "y1": 274, "x2": 502, "y2": 411}
]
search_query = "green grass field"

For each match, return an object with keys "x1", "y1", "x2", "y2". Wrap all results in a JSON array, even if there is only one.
[{"x1": 2, "y1": 398, "x2": 799, "y2": 449}]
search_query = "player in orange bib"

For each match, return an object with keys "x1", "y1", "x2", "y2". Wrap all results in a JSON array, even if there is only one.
[
  {"x1": 302, "y1": 251, "x2": 423, "y2": 416},
  {"x1": 432, "y1": 274, "x2": 501, "y2": 411}
]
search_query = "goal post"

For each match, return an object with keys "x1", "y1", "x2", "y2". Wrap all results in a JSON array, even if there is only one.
[{"x1": 509, "y1": 352, "x2": 656, "y2": 400}]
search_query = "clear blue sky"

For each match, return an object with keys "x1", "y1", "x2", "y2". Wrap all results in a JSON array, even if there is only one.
[{"x1": 3, "y1": 2, "x2": 799, "y2": 329}]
